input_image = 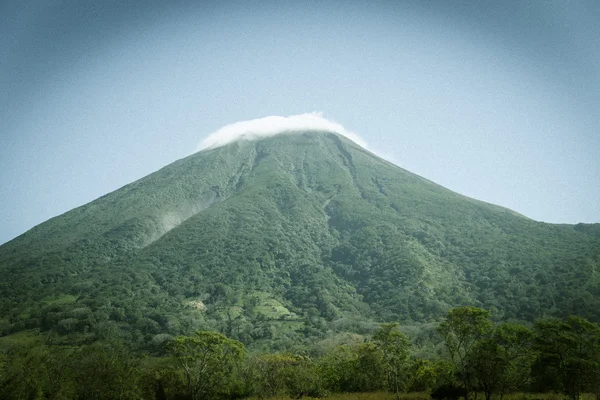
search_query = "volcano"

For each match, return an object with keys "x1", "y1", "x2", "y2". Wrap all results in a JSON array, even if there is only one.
[{"x1": 1, "y1": 130, "x2": 599, "y2": 348}]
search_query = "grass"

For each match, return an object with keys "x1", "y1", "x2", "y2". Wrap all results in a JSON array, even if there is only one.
[
  {"x1": 0, "y1": 330, "x2": 43, "y2": 347},
  {"x1": 255, "y1": 298, "x2": 297, "y2": 320},
  {"x1": 503, "y1": 394, "x2": 597, "y2": 400},
  {"x1": 245, "y1": 393, "x2": 598, "y2": 400},
  {"x1": 42, "y1": 294, "x2": 77, "y2": 306},
  {"x1": 244, "y1": 393, "x2": 395, "y2": 400}
]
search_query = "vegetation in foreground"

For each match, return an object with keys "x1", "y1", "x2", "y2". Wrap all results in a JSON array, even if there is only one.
[{"x1": 2, "y1": 306, "x2": 600, "y2": 400}]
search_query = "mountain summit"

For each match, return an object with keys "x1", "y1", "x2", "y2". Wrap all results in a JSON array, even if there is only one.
[
  {"x1": 196, "y1": 112, "x2": 369, "y2": 151},
  {"x1": 1, "y1": 131, "x2": 599, "y2": 348}
]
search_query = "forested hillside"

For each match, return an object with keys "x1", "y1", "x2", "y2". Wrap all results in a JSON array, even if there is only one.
[{"x1": 1, "y1": 131, "x2": 599, "y2": 352}]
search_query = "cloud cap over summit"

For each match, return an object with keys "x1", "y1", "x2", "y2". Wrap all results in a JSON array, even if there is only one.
[{"x1": 196, "y1": 113, "x2": 369, "y2": 152}]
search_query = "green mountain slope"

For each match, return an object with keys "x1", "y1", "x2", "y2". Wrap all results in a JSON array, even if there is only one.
[{"x1": 1, "y1": 132, "x2": 599, "y2": 349}]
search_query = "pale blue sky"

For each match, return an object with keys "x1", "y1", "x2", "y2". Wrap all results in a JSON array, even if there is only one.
[{"x1": 1, "y1": 0, "x2": 599, "y2": 244}]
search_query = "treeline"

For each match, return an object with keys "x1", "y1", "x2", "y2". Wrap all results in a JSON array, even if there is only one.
[{"x1": 2, "y1": 307, "x2": 600, "y2": 400}]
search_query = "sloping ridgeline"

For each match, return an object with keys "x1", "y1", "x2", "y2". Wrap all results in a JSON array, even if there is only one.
[{"x1": 1, "y1": 131, "x2": 599, "y2": 349}]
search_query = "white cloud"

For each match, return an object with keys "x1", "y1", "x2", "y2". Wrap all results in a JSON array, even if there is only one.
[{"x1": 196, "y1": 112, "x2": 369, "y2": 152}]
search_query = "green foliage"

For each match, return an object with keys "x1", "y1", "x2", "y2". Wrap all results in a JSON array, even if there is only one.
[
  {"x1": 317, "y1": 341, "x2": 386, "y2": 393},
  {"x1": 533, "y1": 316, "x2": 600, "y2": 399},
  {"x1": 438, "y1": 307, "x2": 492, "y2": 394},
  {"x1": 492, "y1": 323, "x2": 536, "y2": 393},
  {"x1": 0, "y1": 344, "x2": 75, "y2": 400},
  {"x1": 165, "y1": 330, "x2": 246, "y2": 400},
  {"x1": 319, "y1": 344, "x2": 363, "y2": 392},
  {"x1": 70, "y1": 342, "x2": 143, "y2": 400},
  {"x1": 0, "y1": 341, "x2": 146, "y2": 400},
  {"x1": 405, "y1": 358, "x2": 454, "y2": 393},
  {"x1": 469, "y1": 323, "x2": 535, "y2": 400},
  {"x1": 373, "y1": 323, "x2": 411, "y2": 396},
  {"x1": 1, "y1": 132, "x2": 599, "y2": 353},
  {"x1": 353, "y1": 343, "x2": 387, "y2": 392},
  {"x1": 1, "y1": 131, "x2": 600, "y2": 397},
  {"x1": 1, "y1": 309, "x2": 600, "y2": 399}
]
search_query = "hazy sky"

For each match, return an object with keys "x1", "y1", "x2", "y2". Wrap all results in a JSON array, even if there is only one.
[{"x1": 1, "y1": 0, "x2": 599, "y2": 244}]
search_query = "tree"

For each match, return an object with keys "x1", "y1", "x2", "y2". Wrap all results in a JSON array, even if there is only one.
[
  {"x1": 438, "y1": 307, "x2": 492, "y2": 398},
  {"x1": 253, "y1": 354, "x2": 302, "y2": 396},
  {"x1": 406, "y1": 358, "x2": 454, "y2": 393},
  {"x1": 353, "y1": 342, "x2": 386, "y2": 392},
  {"x1": 0, "y1": 344, "x2": 76, "y2": 400},
  {"x1": 493, "y1": 323, "x2": 535, "y2": 397},
  {"x1": 71, "y1": 342, "x2": 142, "y2": 400},
  {"x1": 470, "y1": 323, "x2": 535, "y2": 400},
  {"x1": 373, "y1": 323, "x2": 411, "y2": 397},
  {"x1": 470, "y1": 338, "x2": 504, "y2": 400},
  {"x1": 319, "y1": 344, "x2": 361, "y2": 393},
  {"x1": 166, "y1": 331, "x2": 246, "y2": 400},
  {"x1": 534, "y1": 316, "x2": 600, "y2": 400}
]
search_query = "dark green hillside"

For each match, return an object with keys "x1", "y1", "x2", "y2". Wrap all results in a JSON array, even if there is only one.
[
  {"x1": 575, "y1": 222, "x2": 600, "y2": 238},
  {"x1": 1, "y1": 131, "x2": 599, "y2": 349}
]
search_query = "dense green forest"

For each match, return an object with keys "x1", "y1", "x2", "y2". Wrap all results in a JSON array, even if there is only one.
[
  {"x1": 1, "y1": 133, "x2": 599, "y2": 352},
  {"x1": 3, "y1": 306, "x2": 600, "y2": 400},
  {"x1": 1, "y1": 132, "x2": 599, "y2": 398}
]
